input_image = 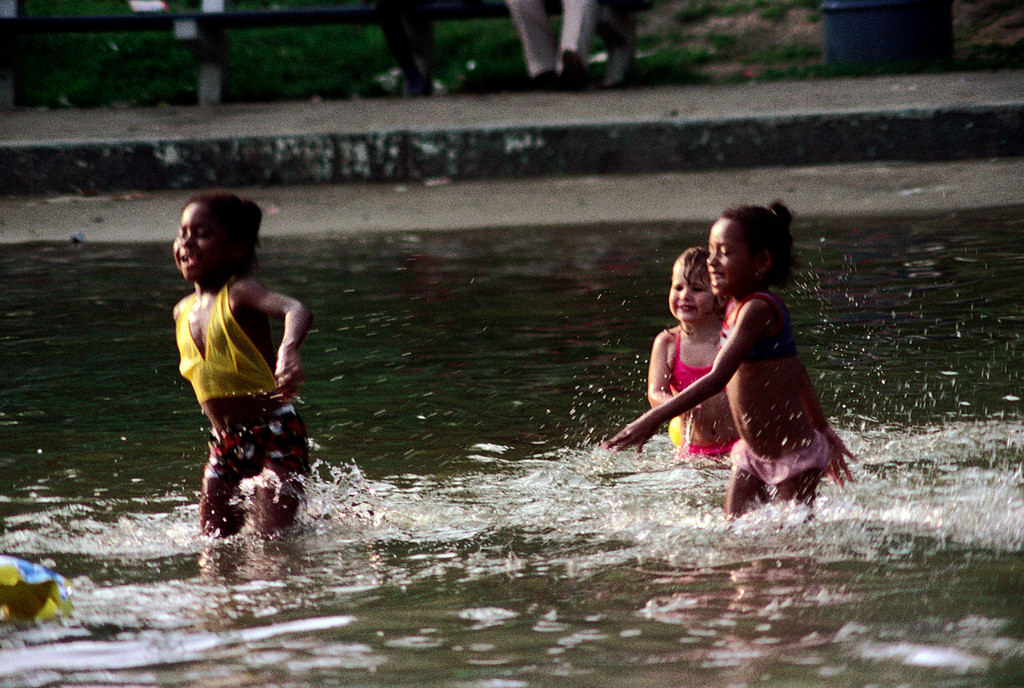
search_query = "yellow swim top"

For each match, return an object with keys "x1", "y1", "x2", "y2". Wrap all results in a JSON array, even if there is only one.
[{"x1": 176, "y1": 278, "x2": 276, "y2": 403}]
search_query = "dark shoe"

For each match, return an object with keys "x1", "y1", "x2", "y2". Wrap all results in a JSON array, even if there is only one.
[
  {"x1": 403, "y1": 68, "x2": 432, "y2": 97},
  {"x1": 530, "y1": 70, "x2": 557, "y2": 90},
  {"x1": 558, "y1": 50, "x2": 587, "y2": 90}
]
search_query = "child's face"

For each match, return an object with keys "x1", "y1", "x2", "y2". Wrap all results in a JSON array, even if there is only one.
[
  {"x1": 669, "y1": 262, "x2": 716, "y2": 326},
  {"x1": 173, "y1": 202, "x2": 231, "y2": 284},
  {"x1": 707, "y1": 218, "x2": 766, "y2": 299}
]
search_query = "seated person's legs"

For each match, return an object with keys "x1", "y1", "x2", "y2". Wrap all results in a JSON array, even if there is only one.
[
  {"x1": 507, "y1": 0, "x2": 559, "y2": 84},
  {"x1": 558, "y1": 0, "x2": 598, "y2": 89},
  {"x1": 376, "y1": 0, "x2": 433, "y2": 96}
]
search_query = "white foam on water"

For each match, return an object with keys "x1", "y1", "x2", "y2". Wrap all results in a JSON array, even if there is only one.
[
  {"x1": 3, "y1": 419, "x2": 1022, "y2": 683},
  {"x1": 855, "y1": 641, "x2": 988, "y2": 672},
  {"x1": 0, "y1": 614, "x2": 361, "y2": 677},
  {"x1": 16, "y1": 419, "x2": 1018, "y2": 571}
]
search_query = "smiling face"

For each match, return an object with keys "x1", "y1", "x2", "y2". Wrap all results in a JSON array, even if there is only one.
[
  {"x1": 668, "y1": 260, "x2": 717, "y2": 327},
  {"x1": 173, "y1": 202, "x2": 236, "y2": 288},
  {"x1": 707, "y1": 218, "x2": 770, "y2": 301}
]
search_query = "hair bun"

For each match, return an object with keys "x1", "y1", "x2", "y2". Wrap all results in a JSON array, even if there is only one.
[
  {"x1": 768, "y1": 200, "x2": 791, "y2": 226},
  {"x1": 240, "y1": 198, "x2": 262, "y2": 230}
]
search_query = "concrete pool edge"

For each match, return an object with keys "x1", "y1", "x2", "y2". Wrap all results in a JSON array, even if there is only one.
[
  {"x1": 1, "y1": 71, "x2": 1023, "y2": 196},
  {"x1": 1, "y1": 158, "x2": 1021, "y2": 244}
]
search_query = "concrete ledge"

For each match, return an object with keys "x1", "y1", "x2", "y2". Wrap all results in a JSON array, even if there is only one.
[
  {"x1": 3, "y1": 159, "x2": 1022, "y2": 244},
  {"x1": 2, "y1": 104, "x2": 1022, "y2": 195}
]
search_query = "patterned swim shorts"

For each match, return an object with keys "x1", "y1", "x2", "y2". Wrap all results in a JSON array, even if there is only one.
[{"x1": 207, "y1": 405, "x2": 310, "y2": 483}]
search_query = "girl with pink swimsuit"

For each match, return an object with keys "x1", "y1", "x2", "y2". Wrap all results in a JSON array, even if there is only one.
[{"x1": 646, "y1": 247, "x2": 738, "y2": 460}]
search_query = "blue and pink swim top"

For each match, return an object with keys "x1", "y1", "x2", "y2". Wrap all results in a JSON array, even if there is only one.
[
  {"x1": 176, "y1": 278, "x2": 277, "y2": 404},
  {"x1": 721, "y1": 291, "x2": 797, "y2": 361}
]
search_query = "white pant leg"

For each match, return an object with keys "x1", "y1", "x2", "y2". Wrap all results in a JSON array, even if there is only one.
[
  {"x1": 559, "y1": 0, "x2": 598, "y2": 61},
  {"x1": 507, "y1": 0, "x2": 558, "y2": 77}
]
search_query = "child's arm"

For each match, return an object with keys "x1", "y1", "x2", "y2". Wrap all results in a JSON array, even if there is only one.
[
  {"x1": 604, "y1": 299, "x2": 771, "y2": 452},
  {"x1": 795, "y1": 363, "x2": 854, "y2": 486},
  {"x1": 647, "y1": 330, "x2": 675, "y2": 408},
  {"x1": 232, "y1": 278, "x2": 313, "y2": 401}
]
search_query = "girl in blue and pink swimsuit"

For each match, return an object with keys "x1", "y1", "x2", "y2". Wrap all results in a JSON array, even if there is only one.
[
  {"x1": 646, "y1": 247, "x2": 738, "y2": 460},
  {"x1": 609, "y1": 203, "x2": 854, "y2": 517}
]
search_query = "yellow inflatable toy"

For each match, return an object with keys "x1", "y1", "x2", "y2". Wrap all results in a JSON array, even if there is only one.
[
  {"x1": 0, "y1": 556, "x2": 72, "y2": 621},
  {"x1": 668, "y1": 416, "x2": 685, "y2": 448}
]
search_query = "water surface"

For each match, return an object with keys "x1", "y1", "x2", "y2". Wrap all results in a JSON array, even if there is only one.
[{"x1": 1, "y1": 208, "x2": 1022, "y2": 686}]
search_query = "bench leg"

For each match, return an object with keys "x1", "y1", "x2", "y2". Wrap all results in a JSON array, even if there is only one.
[
  {"x1": 378, "y1": 0, "x2": 434, "y2": 96},
  {"x1": 197, "y1": 45, "x2": 228, "y2": 105},
  {"x1": 597, "y1": 5, "x2": 635, "y2": 87},
  {"x1": 175, "y1": 19, "x2": 229, "y2": 105}
]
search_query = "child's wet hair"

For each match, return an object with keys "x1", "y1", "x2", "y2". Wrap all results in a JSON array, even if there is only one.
[
  {"x1": 721, "y1": 200, "x2": 798, "y2": 287},
  {"x1": 674, "y1": 246, "x2": 725, "y2": 318},
  {"x1": 184, "y1": 191, "x2": 261, "y2": 274},
  {"x1": 674, "y1": 246, "x2": 711, "y2": 286}
]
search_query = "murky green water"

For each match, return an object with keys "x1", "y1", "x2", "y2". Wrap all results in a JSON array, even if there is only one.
[{"x1": 2, "y1": 208, "x2": 1022, "y2": 687}]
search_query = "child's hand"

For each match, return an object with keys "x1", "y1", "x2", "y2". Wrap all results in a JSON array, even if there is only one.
[
  {"x1": 274, "y1": 346, "x2": 305, "y2": 401},
  {"x1": 823, "y1": 426, "x2": 855, "y2": 487},
  {"x1": 602, "y1": 413, "x2": 659, "y2": 453}
]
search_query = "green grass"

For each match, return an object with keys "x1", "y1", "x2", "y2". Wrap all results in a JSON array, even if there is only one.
[
  {"x1": 12, "y1": 0, "x2": 1024, "y2": 107},
  {"x1": 745, "y1": 43, "x2": 820, "y2": 64},
  {"x1": 674, "y1": 0, "x2": 715, "y2": 23},
  {"x1": 16, "y1": 3, "x2": 553, "y2": 105}
]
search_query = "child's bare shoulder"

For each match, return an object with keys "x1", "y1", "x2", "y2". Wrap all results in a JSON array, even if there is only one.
[
  {"x1": 226, "y1": 275, "x2": 268, "y2": 304},
  {"x1": 652, "y1": 326, "x2": 679, "y2": 347},
  {"x1": 736, "y1": 294, "x2": 779, "y2": 325},
  {"x1": 172, "y1": 294, "x2": 192, "y2": 321}
]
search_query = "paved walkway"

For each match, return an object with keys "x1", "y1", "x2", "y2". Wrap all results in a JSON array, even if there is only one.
[
  {"x1": 2, "y1": 71, "x2": 1023, "y2": 194},
  {"x1": 3, "y1": 158, "x2": 1021, "y2": 243},
  {"x1": 0, "y1": 71, "x2": 1022, "y2": 242},
  {"x1": 3, "y1": 71, "x2": 1022, "y2": 142}
]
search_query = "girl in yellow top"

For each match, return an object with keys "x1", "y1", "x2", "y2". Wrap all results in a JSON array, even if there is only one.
[{"x1": 173, "y1": 191, "x2": 313, "y2": 538}]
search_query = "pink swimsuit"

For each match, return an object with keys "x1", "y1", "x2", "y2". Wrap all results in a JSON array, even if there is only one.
[
  {"x1": 670, "y1": 346, "x2": 710, "y2": 395},
  {"x1": 670, "y1": 332, "x2": 737, "y2": 457},
  {"x1": 730, "y1": 430, "x2": 831, "y2": 485}
]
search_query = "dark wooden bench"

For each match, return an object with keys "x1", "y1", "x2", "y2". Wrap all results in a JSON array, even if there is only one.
[{"x1": 0, "y1": 0, "x2": 651, "y2": 107}]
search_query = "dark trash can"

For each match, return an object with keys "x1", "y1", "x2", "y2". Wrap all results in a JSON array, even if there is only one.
[{"x1": 821, "y1": 0, "x2": 953, "y2": 64}]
